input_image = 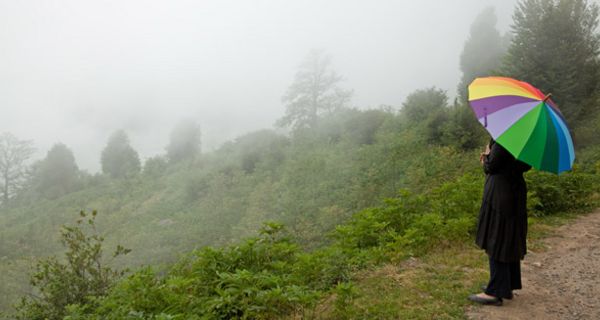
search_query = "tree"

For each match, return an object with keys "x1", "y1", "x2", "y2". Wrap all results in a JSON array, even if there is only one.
[
  {"x1": 15, "y1": 211, "x2": 130, "y2": 320},
  {"x1": 0, "y1": 132, "x2": 35, "y2": 205},
  {"x1": 503, "y1": 0, "x2": 600, "y2": 124},
  {"x1": 142, "y1": 155, "x2": 168, "y2": 177},
  {"x1": 229, "y1": 130, "x2": 288, "y2": 173},
  {"x1": 34, "y1": 143, "x2": 80, "y2": 198},
  {"x1": 458, "y1": 7, "x2": 508, "y2": 102},
  {"x1": 440, "y1": 100, "x2": 488, "y2": 150},
  {"x1": 342, "y1": 109, "x2": 389, "y2": 145},
  {"x1": 400, "y1": 88, "x2": 450, "y2": 144},
  {"x1": 401, "y1": 87, "x2": 448, "y2": 123},
  {"x1": 166, "y1": 119, "x2": 201, "y2": 163},
  {"x1": 277, "y1": 49, "x2": 353, "y2": 131},
  {"x1": 100, "y1": 130, "x2": 141, "y2": 178}
]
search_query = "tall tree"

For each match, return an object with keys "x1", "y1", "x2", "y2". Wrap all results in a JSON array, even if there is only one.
[
  {"x1": 34, "y1": 143, "x2": 79, "y2": 198},
  {"x1": 503, "y1": 0, "x2": 600, "y2": 124},
  {"x1": 277, "y1": 49, "x2": 353, "y2": 131},
  {"x1": 458, "y1": 7, "x2": 508, "y2": 101},
  {"x1": 0, "y1": 132, "x2": 35, "y2": 205},
  {"x1": 100, "y1": 130, "x2": 141, "y2": 178},
  {"x1": 166, "y1": 119, "x2": 201, "y2": 163}
]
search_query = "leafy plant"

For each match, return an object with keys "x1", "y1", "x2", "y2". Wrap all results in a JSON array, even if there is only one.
[{"x1": 15, "y1": 211, "x2": 129, "y2": 320}]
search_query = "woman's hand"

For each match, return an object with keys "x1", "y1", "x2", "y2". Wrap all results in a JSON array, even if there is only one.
[{"x1": 480, "y1": 144, "x2": 491, "y2": 164}]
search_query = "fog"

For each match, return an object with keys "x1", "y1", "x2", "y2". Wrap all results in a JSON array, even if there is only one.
[{"x1": 0, "y1": 0, "x2": 518, "y2": 172}]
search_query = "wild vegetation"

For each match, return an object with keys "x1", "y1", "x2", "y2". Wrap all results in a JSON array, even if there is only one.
[{"x1": 1, "y1": 0, "x2": 600, "y2": 318}]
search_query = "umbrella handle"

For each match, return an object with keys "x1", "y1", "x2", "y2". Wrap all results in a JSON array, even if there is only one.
[{"x1": 484, "y1": 107, "x2": 488, "y2": 127}]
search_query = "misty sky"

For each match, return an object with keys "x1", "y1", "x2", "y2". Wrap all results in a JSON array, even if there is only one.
[{"x1": 1, "y1": 0, "x2": 519, "y2": 172}]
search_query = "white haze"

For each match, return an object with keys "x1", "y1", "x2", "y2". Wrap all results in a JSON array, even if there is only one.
[{"x1": 0, "y1": 0, "x2": 518, "y2": 172}]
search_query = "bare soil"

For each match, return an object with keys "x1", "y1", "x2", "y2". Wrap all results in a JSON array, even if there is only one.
[{"x1": 467, "y1": 210, "x2": 600, "y2": 320}]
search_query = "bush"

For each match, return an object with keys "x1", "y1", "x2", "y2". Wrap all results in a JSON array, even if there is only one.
[
  {"x1": 333, "y1": 190, "x2": 427, "y2": 251},
  {"x1": 68, "y1": 223, "x2": 322, "y2": 319},
  {"x1": 15, "y1": 211, "x2": 129, "y2": 320},
  {"x1": 525, "y1": 169, "x2": 600, "y2": 216}
]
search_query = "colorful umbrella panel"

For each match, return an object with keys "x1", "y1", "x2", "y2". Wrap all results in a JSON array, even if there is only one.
[{"x1": 468, "y1": 77, "x2": 575, "y2": 174}]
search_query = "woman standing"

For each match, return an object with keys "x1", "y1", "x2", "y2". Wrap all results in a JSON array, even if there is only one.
[{"x1": 469, "y1": 139, "x2": 531, "y2": 306}]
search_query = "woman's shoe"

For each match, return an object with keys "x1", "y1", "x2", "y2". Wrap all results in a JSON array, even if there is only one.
[
  {"x1": 468, "y1": 293, "x2": 503, "y2": 306},
  {"x1": 480, "y1": 286, "x2": 513, "y2": 300}
]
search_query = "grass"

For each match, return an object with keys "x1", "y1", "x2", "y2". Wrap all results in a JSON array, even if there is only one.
[{"x1": 319, "y1": 244, "x2": 488, "y2": 320}]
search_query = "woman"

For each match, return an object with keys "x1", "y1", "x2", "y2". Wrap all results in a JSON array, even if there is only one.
[{"x1": 469, "y1": 139, "x2": 531, "y2": 306}]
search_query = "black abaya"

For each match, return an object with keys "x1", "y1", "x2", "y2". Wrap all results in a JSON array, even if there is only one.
[{"x1": 475, "y1": 140, "x2": 531, "y2": 263}]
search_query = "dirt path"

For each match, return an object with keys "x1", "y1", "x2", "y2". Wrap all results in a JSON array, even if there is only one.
[{"x1": 467, "y1": 210, "x2": 600, "y2": 320}]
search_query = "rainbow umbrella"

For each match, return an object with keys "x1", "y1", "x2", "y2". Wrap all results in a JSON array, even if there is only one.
[{"x1": 468, "y1": 76, "x2": 575, "y2": 174}]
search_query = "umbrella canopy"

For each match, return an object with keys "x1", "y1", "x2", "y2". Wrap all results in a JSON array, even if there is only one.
[{"x1": 468, "y1": 76, "x2": 575, "y2": 174}]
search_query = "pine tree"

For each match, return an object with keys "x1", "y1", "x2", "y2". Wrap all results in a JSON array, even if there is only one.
[
  {"x1": 458, "y1": 7, "x2": 508, "y2": 102},
  {"x1": 503, "y1": 0, "x2": 600, "y2": 124},
  {"x1": 35, "y1": 143, "x2": 79, "y2": 198},
  {"x1": 100, "y1": 130, "x2": 141, "y2": 178}
]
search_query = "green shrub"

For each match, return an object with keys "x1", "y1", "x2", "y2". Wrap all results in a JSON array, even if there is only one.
[
  {"x1": 333, "y1": 190, "x2": 427, "y2": 251},
  {"x1": 331, "y1": 282, "x2": 360, "y2": 319},
  {"x1": 68, "y1": 223, "x2": 322, "y2": 319},
  {"x1": 292, "y1": 246, "x2": 354, "y2": 291},
  {"x1": 15, "y1": 211, "x2": 129, "y2": 320},
  {"x1": 526, "y1": 169, "x2": 600, "y2": 216}
]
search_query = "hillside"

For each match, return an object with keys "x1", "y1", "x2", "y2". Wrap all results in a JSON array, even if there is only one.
[
  {"x1": 3, "y1": 135, "x2": 599, "y2": 318},
  {"x1": 0, "y1": 107, "x2": 482, "y2": 313},
  {"x1": 3, "y1": 104, "x2": 600, "y2": 318}
]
